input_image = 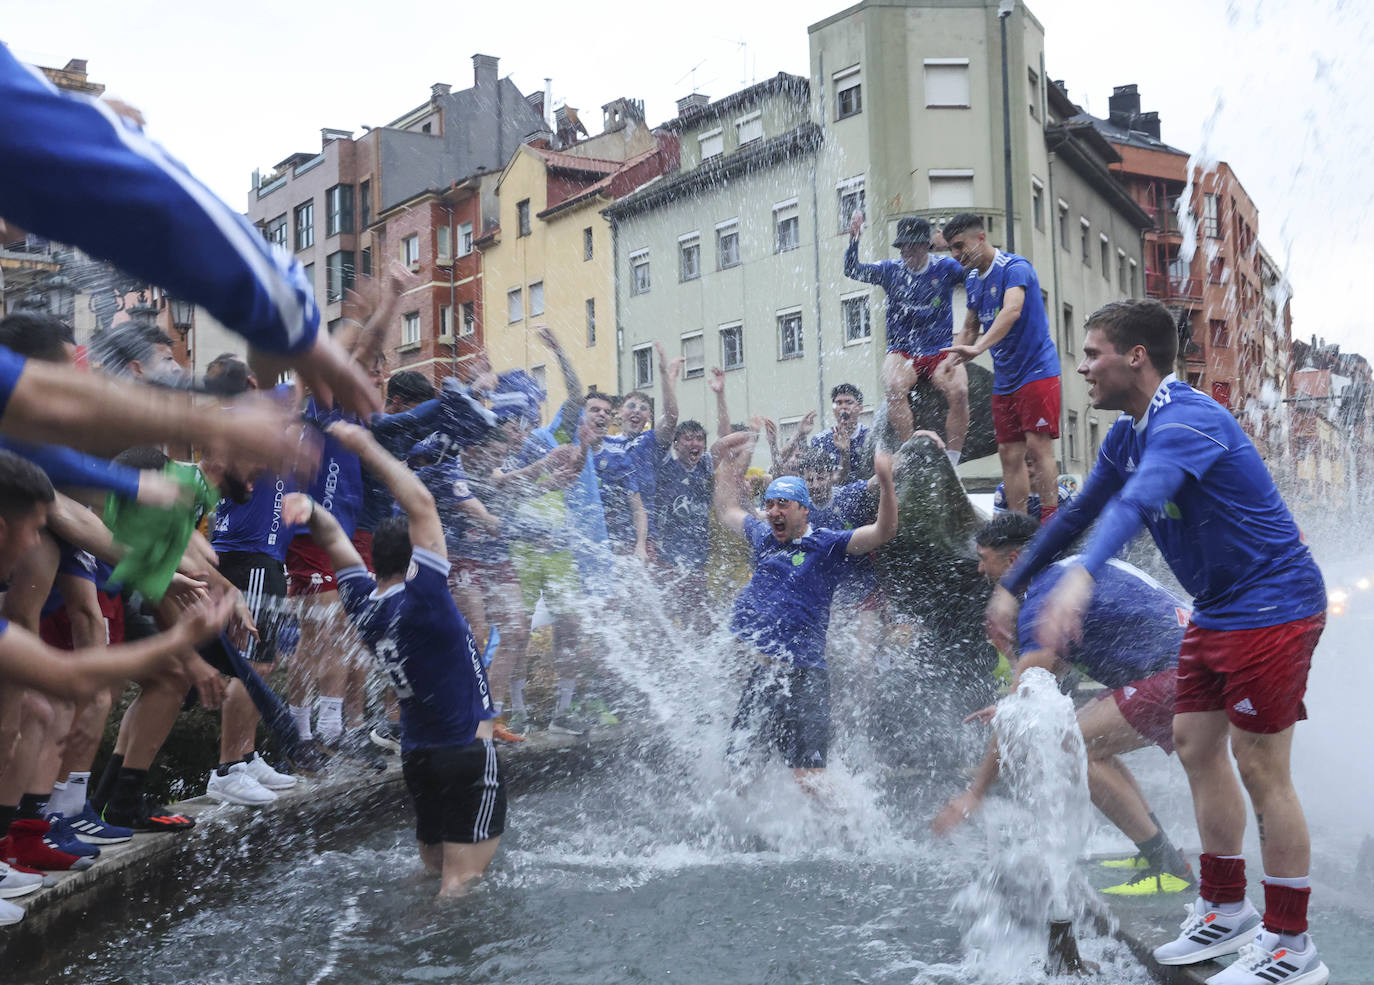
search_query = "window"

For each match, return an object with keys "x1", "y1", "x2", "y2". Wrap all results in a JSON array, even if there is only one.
[
  {"x1": 1080, "y1": 218, "x2": 1091, "y2": 265},
  {"x1": 1062, "y1": 303, "x2": 1074, "y2": 354},
  {"x1": 842, "y1": 294, "x2": 871, "y2": 343},
  {"x1": 1203, "y1": 194, "x2": 1221, "y2": 238},
  {"x1": 698, "y1": 128, "x2": 723, "y2": 161},
  {"x1": 1118, "y1": 249, "x2": 1128, "y2": 291},
  {"x1": 1100, "y1": 235, "x2": 1111, "y2": 279},
  {"x1": 630, "y1": 249, "x2": 650, "y2": 295},
  {"x1": 437, "y1": 225, "x2": 452, "y2": 262},
  {"x1": 456, "y1": 221, "x2": 472, "y2": 257},
  {"x1": 1209, "y1": 256, "x2": 1225, "y2": 283},
  {"x1": 1210, "y1": 318, "x2": 1230, "y2": 347},
  {"x1": 461, "y1": 301, "x2": 475, "y2": 337},
  {"x1": 265, "y1": 213, "x2": 288, "y2": 250},
  {"x1": 517, "y1": 199, "x2": 531, "y2": 237},
  {"x1": 835, "y1": 66, "x2": 862, "y2": 119},
  {"x1": 1128, "y1": 258, "x2": 1139, "y2": 296},
  {"x1": 360, "y1": 246, "x2": 371, "y2": 277},
  {"x1": 507, "y1": 287, "x2": 523, "y2": 323},
  {"x1": 303, "y1": 263, "x2": 314, "y2": 295},
  {"x1": 679, "y1": 234, "x2": 701, "y2": 281},
  {"x1": 1066, "y1": 410, "x2": 1079, "y2": 462},
  {"x1": 1058, "y1": 200, "x2": 1070, "y2": 250},
  {"x1": 401, "y1": 311, "x2": 420, "y2": 346},
  {"x1": 583, "y1": 226, "x2": 594, "y2": 260},
  {"x1": 327, "y1": 317, "x2": 342, "y2": 335},
  {"x1": 924, "y1": 59, "x2": 971, "y2": 108},
  {"x1": 681, "y1": 333, "x2": 705, "y2": 379},
  {"x1": 716, "y1": 221, "x2": 740, "y2": 269},
  {"x1": 529, "y1": 281, "x2": 544, "y2": 316},
  {"x1": 359, "y1": 179, "x2": 371, "y2": 230},
  {"x1": 402, "y1": 234, "x2": 419, "y2": 268},
  {"x1": 585, "y1": 298, "x2": 596, "y2": 346},
  {"x1": 837, "y1": 178, "x2": 865, "y2": 233},
  {"x1": 1211, "y1": 381, "x2": 1232, "y2": 407},
  {"x1": 777, "y1": 309, "x2": 804, "y2": 359},
  {"x1": 633, "y1": 345, "x2": 654, "y2": 389},
  {"x1": 720, "y1": 324, "x2": 744, "y2": 370},
  {"x1": 1028, "y1": 67, "x2": 1040, "y2": 120},
  {"x1": 774, "y1": 199, "x2": 799, "y2": 253},
  {"x1": 325, "y1": 250, "x2": 354, "y2": 303},
  {"x1": 530, "y1": 365, "x2": 547, "y2": 412},
  {"x1": 294, "y1": 200, "x2": 314, "y2": 251},
  {"x1": 325, "y1": 184, "x2": 354, "y2": 237},
  {"x1": 735, "y1": 112, "x2": 763, "y2": 145},
  {"x1": 438, "y1": 305, "x2": 452, "y2": 339},
  {"x1": 1089, "y1": 419, "x2": 1101, "y2": 459},
  {"x1": 929, "y1": 171, "x2": 975, "y2": 209},
  {"x1": 1030, "y1": 179, "x2": 1044, "y2": 231}
]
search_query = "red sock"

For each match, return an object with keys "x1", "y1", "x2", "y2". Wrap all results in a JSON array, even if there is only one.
[
  {"x1": 1199, "y1": 853, "x2": 1247, "y2": 904},
  {"x1": 1039, "y1": 504, "x2": 1058, "y2": 525},
  {"x1": 1262, "y1": 881, "x2": 1311, "y2": 936}
]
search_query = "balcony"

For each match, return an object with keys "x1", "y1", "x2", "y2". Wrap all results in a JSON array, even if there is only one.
[{"x1": 1145, "y1": 270, "x2": 1203, "y2": 304}]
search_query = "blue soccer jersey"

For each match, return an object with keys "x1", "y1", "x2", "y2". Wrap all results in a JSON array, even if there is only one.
[
  {"x1": 1018, "y1": 557, "x2": 1188, "y2": 688},
  {"x1": 844, "y1": 241, "x2": 966, "y2": 356},
  {"x1": 337, "y1": 548, "x2": 494, "y2": 753},
  {"x1": 411, "y1": 456, "x2": 476, "y2": 558},
  {"x1": 593, "y1": 434, "x2": 643, "y2": 550},
  {"x1": 304, "y1": 399, "x2": 363, "y2": 538},
  {"x1": 810, "y1": 426, "x2": 870, "y2": 466},
  {"x1": 964, "y1": 251, "x2": 1060, "y2": 394},
  {"x1": 809, "y1": 480, "x2": 877, "y2": 604},
  {"x1": 655, "y1": 450, "x2": 713, "y2": 569},
  {"x1": 730, "y1": 516, "x2": 857, "y2": 668},
  {"x1": 212, "y1": 472, "x2": 295, "y2": 561},
  {"x1": 992, "y1": 481, "x2": 1074, "y2": 521}
]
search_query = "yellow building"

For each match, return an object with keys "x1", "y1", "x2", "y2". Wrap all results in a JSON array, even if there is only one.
[{"x1": 480, "y1": 104, "x2": 674, "y2": 420}]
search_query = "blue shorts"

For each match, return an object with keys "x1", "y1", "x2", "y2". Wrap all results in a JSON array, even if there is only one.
[{"x1": 729, "y1": 662, "x2": 830, "y2": 770}]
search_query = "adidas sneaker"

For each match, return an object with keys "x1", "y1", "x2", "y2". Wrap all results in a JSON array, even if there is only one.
[
  {"x1": 1154, "y1": 897, "x2": 1261, "y2": 965},
  {"x1": 1205, "y1": 930, "x2": 1329, "y2": 985}
]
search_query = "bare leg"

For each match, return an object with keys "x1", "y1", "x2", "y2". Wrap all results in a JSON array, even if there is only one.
[
  {"x1": 1024, "y1": 431, "x2": 1059, "y2": 515},
  {"x1": 418, "y1": 841, "x2": 443, "y2": 874},
  {"x1": 438, "y1": 837, "x2": 501, "y2": 896},
  {"x1": 932, "y1": 358, "x2": 970, "y2": 455},
  {"x1": 0, "y1": 690, "x2": 57, "y2": 809},
  {"x1": 484, "y1": 581, "x2": 529, "y2": 710},
  {"x1": 1078, "y1": 694, "x2": 1157, "y2": 843},
  {"x1": 881, "y1": 353, "x2": 919, "y2": 445},
  {"x1": 997, "y1": 439, "x2": 1030, "y2": 515},
  {"x1": 1174, "y1": 710, "x2": 1246, "y2": 856},
  {"x1": 1231, "y1": 724, "x2": 1309, "y2": 877},
  {"x1": 219, "y1": 666, "x2": 271, "y2": 763}
]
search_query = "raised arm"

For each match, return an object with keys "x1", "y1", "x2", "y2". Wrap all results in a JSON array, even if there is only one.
[
  {"x1": 655, "y1": 341, "x2": 683, "y2": 445},
  {"x1": 712, "y1": 429, "x2": 760, "y2": 537},
  {"x1": 327, "y1": 421, "x2": 444, "y2": 558},
  {"x1": 843, "y1": 211, "x2": 885, "y2": 286},
  {"x1": 845, "y1": 449, "x2": 898, "y2": 554},
  {"x1": 708, "y1": 367, "x2": 732, "y2": 438},
  {"x1": 537, "y1": 325, "x2": 583, "y2": 416}
]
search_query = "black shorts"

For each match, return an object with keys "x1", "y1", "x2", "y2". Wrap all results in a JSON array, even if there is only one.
[
  {"x1": 729, "y1": 662, "x2": 830, "y2": 770},
  {"x1": 402, "y1": 738, "x2": 506, "y2": 845},
  {"x1": 217, "y1": 551, "x2": 291, "y2": 664}
]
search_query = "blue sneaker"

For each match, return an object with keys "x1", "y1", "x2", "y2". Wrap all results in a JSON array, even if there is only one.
[
  {"x1": 64, "y1": 802, "x2": 132, "y2": 845},
  {"x1": 43, "y1": 814, "x2": 100, "y2": 859}
]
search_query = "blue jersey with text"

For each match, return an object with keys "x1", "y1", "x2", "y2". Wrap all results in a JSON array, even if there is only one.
[
  {"x1": 1080, "y1": 377, "x2": 1325, "y2": 629},
  {"x1": 844, "y1": 241, "x2": 966, "y2": 356},
  {"x1": 594, "y1": 434, "x2": 644, "y2": 549},
  {"x1": 304, "y1": 399, "x2": 363, "y2": 538},
  {"x1": 337, "y1": 548, "x2": 494, "y2": 753},
  {"x1": 411, "y1": 456, "x2": 475, "y2": 558},
  {"x1": 809, "y1": 480, "x2": 877, "y2": 604},
  {"x1": 1019, "y1": 556, "x2": 1188, "y2": 688},
  {"x1": 964, "y1": 251, "x2": 1059, "y2": 394},
  {"x1": 730, "y1": 516, "x2": 856, "y2": 668},
  {"x1": 212, "y1": 472, "x2": 294, "y2": 561},
  {"x1": 655, "y1": 450, "x2": 713, "y2": 569},
  {"x1": 810, "y1": 426, "x2": 871, "y2": 477}
]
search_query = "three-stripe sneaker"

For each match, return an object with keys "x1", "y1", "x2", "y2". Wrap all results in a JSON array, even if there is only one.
[
  {"x1": 1204, "y1": 930, "x2": 1329, "y2": 985},
  {"x1": 65, "y1": 802, "x2": 133, "y2": 845},
  {"x1": 1154, "y1": 897, "x2": 1261, "y2": 965}
]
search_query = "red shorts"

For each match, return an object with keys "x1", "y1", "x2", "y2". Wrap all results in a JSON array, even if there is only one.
[
  {"x1": 1110, "y1": 668, "x2": 1179, "y2": 754},
  {"x1": 991, "y1": 375, "x2": 1061, "y2": 444},
  {"x1": 39, "y1": 591, "x2": 125, "y2": 650},
  {"x1": 893, "y1": 351, "x2": 953, "y2": 383},
  {"x1": 1175, "y1": 613, "x2": 1325, "y2": 733},
  {"x1": 351, "y1": 529, "x2": 375, "y2": 574},
  {"x1": 285, "y1": 534, "x2": 336, "y2": 597}
]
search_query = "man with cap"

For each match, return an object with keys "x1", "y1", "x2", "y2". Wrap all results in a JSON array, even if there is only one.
[
  {"x1": 712, "y1": 429, "x2": 898, "y2": 792},
  {"x1": 845, "y1": 211, "x2": 968, "y2": 460}
]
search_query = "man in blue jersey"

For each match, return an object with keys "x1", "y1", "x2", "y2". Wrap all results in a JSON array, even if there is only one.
[
  {"x1": 992, "y1": 300, "x2": 1329, "y2": 985},
  {"x1": 654, "y1": 419, "x2": 715, "y2": 634},
  {"x1": 283, "y1": 422, "x2": 503, "y2": 897},
  {"x1": 845, "y1": 212, "x2": 968, "y2": 457},
  {"x1": 713, "y1": 430, "x2": 897, "y2": 789},
  {"x1": 940, "y1": 213, "x2": 1063, "y2": 523},
  {"x1": 809, "y1": 384, "x2": 871, "y2": 484},
  {"x1": 934, "y1": 513, "x2": 1195, "y2": 896}
]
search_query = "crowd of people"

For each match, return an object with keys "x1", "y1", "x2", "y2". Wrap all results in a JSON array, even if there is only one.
[{"x1": 0, "y1": 41, "x2": 1334, "y2": 985}]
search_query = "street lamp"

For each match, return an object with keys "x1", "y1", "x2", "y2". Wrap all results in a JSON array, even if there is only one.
[
  {"x1": 167, "y1": 295, "x2": 196, "y2": 377},
  {"x1": 999, "y1": 0, "x2": 1016, "y2": 253}
]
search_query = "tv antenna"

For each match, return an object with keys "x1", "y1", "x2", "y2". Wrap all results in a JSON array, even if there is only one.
[{"x1": 675, "y1": 59, "x2": 709, "y2": 93}]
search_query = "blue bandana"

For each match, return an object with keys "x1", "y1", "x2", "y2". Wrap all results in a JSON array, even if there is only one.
[{"x1": 764, "y1": 475, "x2": 812, "y2": 509}]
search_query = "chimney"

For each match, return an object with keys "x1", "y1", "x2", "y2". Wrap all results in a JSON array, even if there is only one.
[
  {"x1": 431, "y1": 82, "x2": 451, "y2": 100},
  {"x1": 676, "y1": 93, "x2": 710, "y2": 118},
  {"x1": 472, "y1": 53, "x2": 498, "y2": 89},
  {"x1": 1136, "y1": 110, "x2": 1161, "y2": 140},
  {"x1": 544, "y1": 78, "x2": 555, "y2": 130},
  {"x1": 63, "y1": 58, "x2": 88, "y2": 75},
  {"x1": 602, "y1": 97, "x2": 645, "y2": 133},
  {"x1": 1108, "y1": 84, "x2": 1141, "y2": 128}
]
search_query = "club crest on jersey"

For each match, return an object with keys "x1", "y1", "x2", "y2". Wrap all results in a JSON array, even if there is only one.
[
  {"x1": 791, "y1": 552, "x2": 806, "y2": 567},
  {"x1": 406, "y1": 559, "x2": 419, "y2": 582}
]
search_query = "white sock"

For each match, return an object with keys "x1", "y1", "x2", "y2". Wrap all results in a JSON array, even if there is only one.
[
  {"x1": 315, "y1": 696, "x2": 344, "y2": 744},
  {"x1": 45, "y1": 780, "x2": 70, "y2": 819},
  {"x1": 510, "y1": 680, "x2": 527, "y2": 714},
  {"x1": 289, "y1": 704, "x2": 313, "y2": 741},
  {"x1": 1262, "y1": 874, "x2": 1310, "y2": 889},
  {"x1": 945, "y1": 447, "x2": 961, "y2": 467},
  {"x1": 555, "y1": 679, "x2": 576, "y2": 716},
  {"x1": 49, "y1": 773, "x2": 89, "y2": 817},
  {"x1": 493, "y1": 700, "x2": 504, "y2": 717}
]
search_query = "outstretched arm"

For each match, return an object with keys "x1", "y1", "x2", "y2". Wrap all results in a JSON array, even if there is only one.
[
  {"x1": 944, "y1": 287, "x2": 1025, "y2": 366},
  {"x1": 712, "y1": 429, "x2": 760, "y2": 537},
  {"x1": 327, "y1": 421, "x2": 444, "y2": 558},
  {"x1": 846, "y1": 449, "x2": 898, "y2": 554},
  {"x1": 538, "y1": 325, "x2": 584, "y2": 420}
]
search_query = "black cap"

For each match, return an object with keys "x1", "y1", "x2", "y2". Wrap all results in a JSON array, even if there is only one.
[{"x1": 892, "y1": 217, "x2": 932, "y2": 247}]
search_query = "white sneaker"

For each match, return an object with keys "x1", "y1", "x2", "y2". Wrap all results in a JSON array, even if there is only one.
[
  {"x1": 243, "y1": 752, "x2": 297, "y2": 791},
  {"x1": 1154, "y1": 897, "x2": 1261, "y2": 965},
  {"x1": 0, "y1": 896, "x2": 23, "y2": 926},
  {"x1": 1205, "y1": 930, "x2": 1329, "y2": 985},
  {"x1": 206, "y1": 762, "x2": 279, "y2": 806},
  {"x1": 0, "y1": 860, "x2": 42, "y2": 900}
]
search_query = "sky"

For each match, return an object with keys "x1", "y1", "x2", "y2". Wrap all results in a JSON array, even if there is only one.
[{"x1": 5, "y1": 0, "x2": 1371, "y2": 354}]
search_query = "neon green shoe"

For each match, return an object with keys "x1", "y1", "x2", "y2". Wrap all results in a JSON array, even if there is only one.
[
  {"x1": 1100, "y1": 865, "x2": 1194, "y2": 896},
  {"x1": 1099, "y1": 854, "x2": 1150, "y2": 870}
]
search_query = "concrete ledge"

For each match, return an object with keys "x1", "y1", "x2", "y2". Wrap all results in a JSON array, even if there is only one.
[{"x1": 1, "y1": 726, "x2": 624, "y2": 973}]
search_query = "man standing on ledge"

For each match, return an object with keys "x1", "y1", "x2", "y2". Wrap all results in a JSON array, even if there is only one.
[
  {"x1": 990, "y1": 299, "x2": 1329, "y2": 985},
  {"x1": 941, "y1": 212, "x2": 1062, "y2": 523},
  {"x1": 844, "y1": 211, "x2": 968, "y2": 460}
]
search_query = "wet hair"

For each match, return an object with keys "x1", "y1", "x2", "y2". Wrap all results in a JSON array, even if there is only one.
[
  {"x1": 800, "y1": 447, "x2": 837, "y2": 474},
  {"x1": 112, "y1": 446, "x2": 170, "y2": 471},
  {"x1": 93, "y1": 321, "x2": 173, "y2": 376},
  {"x1": 621, "y1": 389, "x2": 651, "y2": 408},
  {"x1": 941, "y1": 212, "x2": 985, "y2": 241},
  {"x1": 975, "y1": 512, "x2": 1041, "y2": 551},
  {"x1": 1085, "y1": 298, "x2": 1179, "y2": 376},
  {"x1": 387, "y1": 370, "x2": 434, "y2": 406},
  {"x1": 371, "y1": 515, "x2": 412, "y2": 581},
  {"x1": 203, "y1": 354, "x2": 252, "y2": 396},
  {"x1": 0, "y1": 312, "x2": 74, "y2": 363},
  {"x1": 674, "y1": 420, "x2": 706, "y2": 441},
  {"x1": 830, "y1": 382, "x2": 863, "y2": 404},
  {"x1": 0, "y1": 450, "x2": 55, "y2": 519}
]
